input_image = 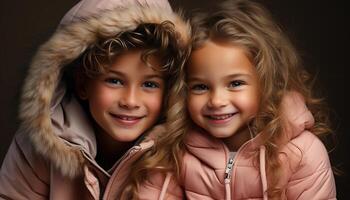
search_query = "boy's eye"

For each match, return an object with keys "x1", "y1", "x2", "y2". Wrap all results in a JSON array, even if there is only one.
[
  {"x1": 105, "y1": 78, "x2": 123, "y2": 85},
  {"x1": 143, "y1": 81, "x2": 159, "y2": 89},
  {"x1": 229, "y1": 80, "x2": 245, "y2": 88},
  {"x1": 190, "y1": 84, "x2": 209, "y2": 94}
]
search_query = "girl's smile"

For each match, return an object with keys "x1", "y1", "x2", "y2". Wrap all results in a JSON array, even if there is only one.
[
  {"x1": 204, "y1": 112, "x2": 238, "y2": 125},
  {"x1": 187, "y1": 39, "x2": 261, "y2": 146}
]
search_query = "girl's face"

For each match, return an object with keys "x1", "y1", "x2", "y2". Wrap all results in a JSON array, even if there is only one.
[
  {"x1": 81, "y1": 50, "x2": 164, "y2": 142},
  {"x1": 187, "y1": 40, "x2": 260, "y2": 145}
]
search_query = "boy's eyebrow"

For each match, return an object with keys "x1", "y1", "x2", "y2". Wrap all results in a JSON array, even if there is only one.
[
  {"x1": 108, "y1": 70, "x2": 163, "y2": 79},
  {"x1": 144, "y1": 74, "x2": 164, "y2": 79},
  {"x1": 108, "y1": 70, "x2": 124, "y2": 76}
]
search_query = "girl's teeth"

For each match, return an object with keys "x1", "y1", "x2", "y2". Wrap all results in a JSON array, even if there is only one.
[{"x1": 209, "y1": 114, "x2": 233, "y2": 120}]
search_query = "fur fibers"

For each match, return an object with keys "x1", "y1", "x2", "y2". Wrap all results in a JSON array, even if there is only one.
[{"x1": 19, "y1": 4, "x2": 190, "y2": 178}]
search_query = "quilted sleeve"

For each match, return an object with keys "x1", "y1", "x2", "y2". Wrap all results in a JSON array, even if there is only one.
[
  {"x1": 0, "y1": 133, "x2": 49, "y2": 200},
  {"x1": 286, "y1": 133, "x2": 336, "y2": 200}
]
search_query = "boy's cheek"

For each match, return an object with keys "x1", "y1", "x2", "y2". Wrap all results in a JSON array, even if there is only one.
[
  {"x1": 89, "y1": 91, "x2": 116, "y2": 110},
  {"x1": 146, "y1": 94, "x2": 164, "y2": 113}
]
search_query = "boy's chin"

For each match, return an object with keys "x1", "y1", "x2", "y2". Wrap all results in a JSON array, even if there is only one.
[{"x1": 108, "y1": 129, "x2": 145, "y2": 142}]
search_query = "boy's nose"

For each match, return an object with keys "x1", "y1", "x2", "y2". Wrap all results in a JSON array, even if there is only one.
[
  {"x1": 207, "y1": 89, "x2": 228, "y2": 109},
  {"x1": 119, "y1": 87, "x2": 140, "y2": 109}
]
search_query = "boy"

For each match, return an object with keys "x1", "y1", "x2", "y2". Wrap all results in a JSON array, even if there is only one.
[{"x1": 0, "y1": 0, "x2": 190, "y2": 199}]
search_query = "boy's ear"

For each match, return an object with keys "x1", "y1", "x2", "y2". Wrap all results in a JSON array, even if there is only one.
[
  {"x1": 77, "y1": 86, "x2": 88, "y2": 100},
  {"x1": 75, "y1": 67, "x2": 89, "y2": 100}
]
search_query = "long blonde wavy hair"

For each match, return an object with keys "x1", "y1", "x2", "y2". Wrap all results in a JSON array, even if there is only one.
[
  {"x1": 122, "y1": 0, "x2": 332, "y2": 199},
  {"x1": 188, "y1": 0, "x2": 332, "y2": 198}
]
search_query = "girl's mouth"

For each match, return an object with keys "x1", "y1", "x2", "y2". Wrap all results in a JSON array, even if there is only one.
[{"x1": 204, "y1": 113, "x2": 237, "y2": 124}]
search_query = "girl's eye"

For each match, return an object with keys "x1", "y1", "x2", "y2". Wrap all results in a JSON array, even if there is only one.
[
  {"x1": 143, "y1": 81, "x2": 159, "y2": 89},
  {"x1": 229, "y1": 80, "x2": 245, "y2": 88},
  {"x1": 190, "y1": 84, "x2": 209, "y2": 94},
  {"x1": 105, "y1": 78, "x2": 123, "y2": 85},
  {"x1": 192, "y1": 84, "x2": 208, "y2": 90}
]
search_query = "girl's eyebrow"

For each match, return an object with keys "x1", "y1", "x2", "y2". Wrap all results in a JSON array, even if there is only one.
[
  {"x1": 225, "y1": 73, "x2": 252, "y2": 79},
  {"x1": 187, "y1": 76, "x2": 204, "y2": 82},
  {"x1": 187, "y1": 73, "x2": 252, "y2": 82}
]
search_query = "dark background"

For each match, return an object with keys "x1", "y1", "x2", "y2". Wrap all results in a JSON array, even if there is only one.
[{"x1": 0, "y1": 0, "x2": 348, "y2": 198}]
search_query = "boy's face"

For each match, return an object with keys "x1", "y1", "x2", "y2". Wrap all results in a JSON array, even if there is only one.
[
  {"x1": 187, "y1": 40, "x2": 260, "y2": 145},
  {"x1": 82, "y1": 50, "x2": 164, "y2": 142}
]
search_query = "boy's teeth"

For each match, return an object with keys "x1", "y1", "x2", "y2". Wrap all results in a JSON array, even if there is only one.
[
  {"x1": 111, "y1": 114, "x2": 140, "y2": 120},
  {"x1": 120, "y1": 116, "x2": 137, "y2": 120}
]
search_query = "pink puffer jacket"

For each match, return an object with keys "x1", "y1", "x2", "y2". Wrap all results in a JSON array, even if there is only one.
[
  {"x1": 138, "y1": 92, "x2": 336, "y2": 200},
  {"x1": 0, "y1": 0, "x2": 190, "y2": 199}
]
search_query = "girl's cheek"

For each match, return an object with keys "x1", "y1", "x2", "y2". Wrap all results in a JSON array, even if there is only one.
[{"x1": 187, "y1": 95, "x2": 202, "y2": 113}]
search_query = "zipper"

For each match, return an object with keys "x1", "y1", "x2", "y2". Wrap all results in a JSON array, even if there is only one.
[
  {"x1": 222, "y1": 136, "x2": 258, "y2": 199},
  {"x1": 224, "y1": 152, "x2": 235, "y2": 200},
  {"x1": 224, "y1": 152, "x2": 235, "y2": 181}
]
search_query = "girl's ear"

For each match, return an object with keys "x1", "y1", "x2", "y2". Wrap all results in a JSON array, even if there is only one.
[{"x1": 75, "y1": 67, "x2": 89, "y2": 100}]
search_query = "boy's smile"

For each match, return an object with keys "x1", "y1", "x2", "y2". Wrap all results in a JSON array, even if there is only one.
[
  {"x1": 81, "y1": 50, "x2": 164, "y2": 142},
  {"x1": 109, "y1": 113, "x2": 145, "y2": 127},
  {"x1": 187, "y1": 40, "x2": 261, "y2": 149}
]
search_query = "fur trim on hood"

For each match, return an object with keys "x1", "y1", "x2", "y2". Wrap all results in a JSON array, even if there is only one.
[{"x1": 19, "y1": 2, "x2": 190, "y2": 178}]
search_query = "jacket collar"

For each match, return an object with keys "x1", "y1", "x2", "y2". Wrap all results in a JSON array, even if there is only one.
[
  {"x1": 19, "y1": 3, "x2": 190, "y2": 178},
  {"x1": 184, "y1": 91, "x2": 315, "y2": 170}
]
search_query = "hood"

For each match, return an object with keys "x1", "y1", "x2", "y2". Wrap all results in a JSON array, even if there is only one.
[
  {"x1": 19, "y1": 0, "x2": 190, "y2": 178},
  {"x1": 184, "y1": 91, "x2": 315, "y2": 169},
  {"x1": 280, "y1": 91, "x2": 315, "y2": 143},
  {"x1": 59, "y1": 0, "x2": 173, "y2": 26}
]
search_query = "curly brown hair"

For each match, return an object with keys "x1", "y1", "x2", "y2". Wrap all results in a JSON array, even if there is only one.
[
  {"x1": 64, "y1": 21, "x2": 189, "y2": 125},
  {"x1": 69, "y1": 21, "x2": 190, "y2": 199}
]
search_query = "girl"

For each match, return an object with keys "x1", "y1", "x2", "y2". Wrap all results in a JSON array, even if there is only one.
[
  {"x1": 127, "y1": 0, "x2": 336, "y2": 199},
  {"x1": 0, "y1": 0, "x2": 190, "y2": 199}
]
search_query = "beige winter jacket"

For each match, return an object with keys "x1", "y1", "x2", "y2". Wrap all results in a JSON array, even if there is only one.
[
  {"x1": 138, "y1": 92, "x2": 337, "y2": 200},
  {"x1": 0, "y1": 0, "x2": 190, "y2": 199}
]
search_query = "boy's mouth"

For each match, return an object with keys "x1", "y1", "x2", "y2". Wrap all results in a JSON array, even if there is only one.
[{"x1": 109, "y1": 113, "x2": 145, "y2": 126}]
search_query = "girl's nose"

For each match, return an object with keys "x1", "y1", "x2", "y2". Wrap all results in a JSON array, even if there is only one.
[
  {"x1": 207, "y1": 89, "x2": 228, "y2": 109},
  {"x1": 118, "y1": 87, "x2": 140, "y2": 109}
]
